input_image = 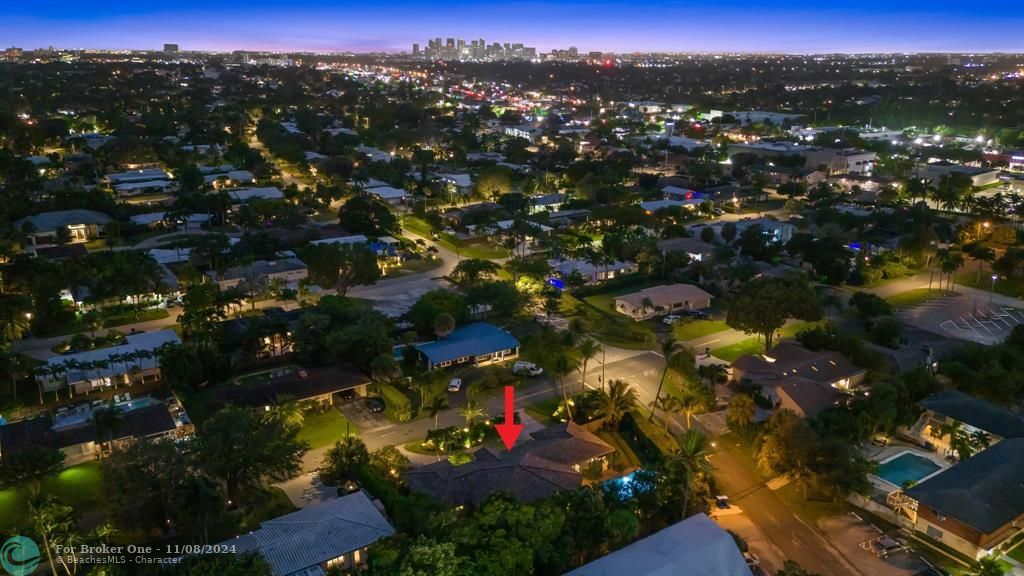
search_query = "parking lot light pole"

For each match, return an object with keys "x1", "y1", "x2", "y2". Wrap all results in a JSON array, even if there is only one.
[{"x1": 990, "y1": 275, "x2": 998, "y2": 307}]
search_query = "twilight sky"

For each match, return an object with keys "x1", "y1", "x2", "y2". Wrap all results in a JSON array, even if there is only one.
[{"x1": 2, "y1": 0, "x2": 1022, "y2": 54}]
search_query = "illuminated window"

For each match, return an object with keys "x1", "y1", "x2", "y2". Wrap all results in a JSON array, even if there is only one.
[{"x1": 326, "y1": 554, "x2": 347, "y2": 569}]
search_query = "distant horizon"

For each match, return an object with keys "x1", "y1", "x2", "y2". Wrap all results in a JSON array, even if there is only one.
[{"x1": 3, "y1": 1, "x2": 1024, "y2": 55}]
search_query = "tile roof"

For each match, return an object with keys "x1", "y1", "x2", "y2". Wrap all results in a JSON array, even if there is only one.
[
  {"x1": 918, "y1": 390, "x2": 1024, "y2": 439},
  {"x1": 906, "y1": 438, "x2": 1024, "y2": 534},
  {"x1": 404, "y1": 423, "x2": 613, "y2": 506},
  {"x1": 227, "y1": 491, "x2": 395, "y2": 576}
]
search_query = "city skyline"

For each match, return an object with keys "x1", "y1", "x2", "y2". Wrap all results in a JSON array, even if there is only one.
[{"x1": 3, "y1": 0, "x2": 1024, "y2": 54}]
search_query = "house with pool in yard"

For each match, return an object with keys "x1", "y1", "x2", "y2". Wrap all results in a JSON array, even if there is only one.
[
  {"x1": 403, "y1": 422, "x2": 616, "y2": 506},
  {"x1": 614, "y1": 283, "x2": 713, "y2": 321},
  {"x1": 864, "y1": 391, "x2": 1024, "y2": 561},
  {"x1": 219, "y1": 490, "x2": 395, "y2": 575},
  {"x1": 0, "y1": 396, "x2": 184, "y2": 466},
  {"x1": 414, "y1": 322, "x2": 520, "y2": 371}
]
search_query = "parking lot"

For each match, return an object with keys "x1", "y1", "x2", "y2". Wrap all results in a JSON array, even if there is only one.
[
  {"x1": 899, "y1": 294, "x2": 1024, "y2": 345},
  {"x1": 818, "y1": 513, "x2": 939, "y2": 576}
]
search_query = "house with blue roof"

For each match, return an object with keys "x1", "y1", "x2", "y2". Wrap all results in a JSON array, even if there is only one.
[{"x1": 414, "y1": 322, "x2": 520, "y2": 370}]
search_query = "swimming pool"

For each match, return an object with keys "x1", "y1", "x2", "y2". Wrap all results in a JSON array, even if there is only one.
[{"x1": 876, "y1": 452, "x2": 941, "y2": 488}]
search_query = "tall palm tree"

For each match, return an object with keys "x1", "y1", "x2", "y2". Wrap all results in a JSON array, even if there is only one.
[
  {"x1": 91, "y1": 402, "x2": 125, "y2": 459},
  {"x1": 457, "y1": 401, "x2": 486, "y2": 427},
  {"x1": 552, "y1": 353, "x2": 581, "y2": 421},
  {"x1": 667, "y1": 429, "x2": 714, "y2": 516},
  {"x1": 28, "y1": 495, "x2": 73, "y2": 576},
  {"x1": 648, "y1": 337, "x2": 678, "y2": 422},
  {"x1": 652, "y1": 395, "x2": 683, "y2": 433},
  {"x1": 576, "y1": 338, "x2": 601, "y2": 392},
  {"x1": 942, "y1": 250, "x2": 964, "y2": 294},
  {"x1": 593, "y1": 380, "x2": 638, "y2": 428},
  {"x1": 678, "y1": 389, "x2": 707, "y2": 429}
]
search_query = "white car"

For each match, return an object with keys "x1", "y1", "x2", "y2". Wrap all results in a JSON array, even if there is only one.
[
  {"x1": 662, "y1": 315, "x2": 682, "y2": 325},
  {"x1": 447, "y1": 378, "x2": 463, "y2": 393},
  {"x1": 512, "y1": 361, "x2": 544, "y2": 376}
]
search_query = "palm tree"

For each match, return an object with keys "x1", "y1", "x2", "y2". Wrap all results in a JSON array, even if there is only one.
[
  {"x1": 639, "y1": 297, "x2": 655, "y2": 320},
  {"x1": 576, "y1": 338, "x2": 601, "y2": 392},
  {"x1": 271, "y1": 395, "x2": 305, "y2": 429},
  {"x1": 678, "y1": 389, "x2": 707, "y2": 429},
  {"x1": 667, "y1": 429, "x2": 714, "y2": 516},
  {"x1": 457, "y1": 401, "x2": 486, "y2": 427},
  {"x1": 726, "y1": 394, "x2": 757, "y2": 430},
  {"x1": 551, "y1": 353, "x2": 580, "y2": 421},
  {"x1": 648, "y1": 337, "x2": 678, "y2": 422},
  {"x1": 91, "y1": 402, "x2": 125, "y2": 459},
  {"x1": 969, "y1": 244, "x2": 996, "y2": 287},
  {"x1": 652, "y1": 395, "x2": 683, "y2": 432},
  {"x1": 28, "y1": 495, "x2": 73, "y2": 576},
  {"x1": 593, "y1": 380, "x2": 638, "y2": 428},
  {"x1": 942, "y1": 250, "x2": 964, "y2": 294}
]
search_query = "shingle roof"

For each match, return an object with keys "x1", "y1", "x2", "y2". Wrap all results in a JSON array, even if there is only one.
[
  {"x1": 918, "y1": 390, "x2": 1024, "y2": 439},
  {"x1": 415, "y1": 323, "x2": 520, "y2": 366},
  {"x1": 905, "y1": 438, "x2": 1024, "y2": 534},
  {"x1": 214, "y1": 366, "x2": 367, "y2": 407},
  {"x1": 227, "y1": 491, "x2": 395, "y2": 576},
  {"x1": 563, "y1": 513, "x2": 750, "y2": 576},
  {"x1": 403, "y1": 423, "x2": 613, "y2": 506},
  {"x1": 0, "y1": 403, "x2": 176, "y2": 454},
  {"x1": 732, "y1": 342, "x2": 865, "y2": 387},
  {"x1": 15, "y1": 209, "x2": 112, "y2": 232}
]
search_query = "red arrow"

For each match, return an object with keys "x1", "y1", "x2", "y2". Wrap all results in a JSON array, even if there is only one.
[{"x1": 494, "y1": 385, "x2": 523, "y2": 450}]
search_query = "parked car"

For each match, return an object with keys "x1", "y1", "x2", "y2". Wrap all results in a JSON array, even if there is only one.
[
  {"x1": 691, "y1": 310, "x2": 711, "y2": 320},
  {"x1": 447, "y1": 378, "x2": 463, "y2": 393},
  {"x1": 512, "y1": 361, "x2": 544, "y2": 376},
  {"x1": 365, "y1": 397, "x2": 385, "y2": 413},
  {"x1": 662, "y1": 314, "x2": 682, "y2": 325},
  {"x1": 495, "y1": 411, "x2": 522, "y2": 425}
]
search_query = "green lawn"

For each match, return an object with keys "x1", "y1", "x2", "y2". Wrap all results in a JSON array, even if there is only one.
[
  {"x1": 885, "y1": 288, "x2": 946, "y2": 309},
  {"x1": 524, "y1": 396, "x2": 563, "y2": 426},
  {"x1": 672, "y1": 319, "x2": 730, "y2": 341},
  {"x1": 384, "y1": 257, "x2": 444, "y2": 277},
  {"x1": 401, "y1": 216, "x2": 507, "y2": 260},
  {"x1": 596, "y1": 430, "x2": 643, "y2": 470},
  {"x1": 957, "y1": 271, "x2": 1021, "y2": 298},
  {"x1": 298, "y1": 409, "x2": 359, "y2": 449},
  {"x1": 0, "y1": 461, "x2": 105, "y2": 533},
  {"x1": 711, "y1": 321, "x2": 823, "y2": 362},
  {"x1": 570, "y1": 292, "x2": 656, "y2": 350},
  {"x1": 101, "y1": 308, "x2": 169, "y2": 328}
]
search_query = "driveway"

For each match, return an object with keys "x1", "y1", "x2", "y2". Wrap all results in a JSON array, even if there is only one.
[
  {"x1": 337, "y1": 397, "x2": 391, "y2": 430},
  {"x1": 818, "y1": 513, "x2": 932, "y2": 576}
]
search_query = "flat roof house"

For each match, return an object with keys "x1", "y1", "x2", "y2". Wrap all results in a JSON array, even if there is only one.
[
  {"x1": 224, "y1": 490, "x2": 395, "y2": 575},
  {"x1": 897, "y1": 438, "x2": 1024, "y2": 561},
  {"x1": 0, "y1": 398, "x2": 178, "y2": 466},
  {"x1": 908, "y1": 390, "x2": 1024, "y2": 458},
  {"x1": 211, "y1": 257, "x2": 308, "y2": 290},
  {"x1": 564, "y1": 513, "x2": 750, "y2": 576},
  {"x1": 656, "y1": 236, "x2": 715, "y2": 262},
  {"x1": 404, "y1": 422, "x2": 615, "y2": 506},
  {"x1": 548, "y1": 258, "x2": 638, "y2": 284},
  {"x1": 614, "y1": 284, "x2": 712, "y2": 321},
  {"x1": 39, "y1": 329, "x2": 180, "y2": 395},
  {"x1": 229, "y1": 187, "x2": 285, "y2": 203},
  {"x1": 15, "y1": 209, "x2": 112, "y2": 247},
  {"x1": 414, "y1": 322, "x2": 519, "y2": 370}
]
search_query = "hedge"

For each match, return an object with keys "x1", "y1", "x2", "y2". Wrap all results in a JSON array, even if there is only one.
[{"x1": 378, "y1": 384, "x2": 412, "y2": 422}]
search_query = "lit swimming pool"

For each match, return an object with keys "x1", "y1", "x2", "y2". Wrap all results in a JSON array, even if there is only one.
[{"x1": 876, "y1": 452, "x2": 941, "y2": 488}]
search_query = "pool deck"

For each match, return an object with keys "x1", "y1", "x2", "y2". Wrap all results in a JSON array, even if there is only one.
[{"x1": 867, "y1": 443, "x2": 951, "y2": 492}]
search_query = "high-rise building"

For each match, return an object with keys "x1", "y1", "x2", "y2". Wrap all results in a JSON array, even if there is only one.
[
  {"x1": 163, "y1": 43, "x2": 179, "y2": 53},
  {"x1": 412, "y1": 43, "x2": 420, "y2": 56}
]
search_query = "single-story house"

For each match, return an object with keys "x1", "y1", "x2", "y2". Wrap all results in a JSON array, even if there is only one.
[
  {"x1": 15, "y1": 209, "x2": 113, "y2": 247},
  {"x1": 661, "y1": 185, "x2": 700, "y2": 201},
  {"x1": 114, "y1": 179, "x2": 177, "y2": 197},
  {"x1": 204, "y1": 170, "x2": 255, "y2": 187},
  {"x1": 366, "y1": 186, "x2": 409, "y2": 204},
  {"x1": 356, "y1": 145, "x2": 393, "y2": 163},
  {"x1": 548, "y1": 258, "x2": 638, "y2": 284},
  {"x1": 908, "y1": 390, "x2": 1024, "y2": 457},
  {"x1": 229, "y1": 187, "x2": 285, "y2": 203},
  {"x1": 776, "y1": 380, "x2": 850, "y2": 419},
  {"x1": 656, "y1": 236, "x2": 715, "y2": 262},
  {"x1": 639, "y1": 198, "x2": 702, "y2": 212},
  {"x1": 214, "y1": 365, "x2": 368, "y2": 411},
  {"x1": 38, "y1": 329, "x2": 181, "y2": 394},
  {"x1": 405, "y1": 423, "x2": 615, "y2": 506},
  {"x1": 224, "y1": 490, "x2": 396, "y2": 575},
  {"x1": 898, "y1": 438, "x2": 1024, "y2": 560},
  {"x1": 211, "y1": 257, "x2": 308, "y2": 290},
  {"x1": 730, "y1": 342, "x2": 866, "y2": 392},
  {"x1": 414, "y1": 322, "x2": 519, "y2": 370},
  {"x1": 0, "y1": 398, "x2": 178, "y2": 467},
  {"x1": 310, "y1": 234, "x2": 369, "y2": 247},
  {"x1": 918, "y1": 161, "x2": 1001, "y2": 188},
  {"x1": 614, "y1": 284, "x2": 712, "y2": 320},
  {"x1": 564, "y1": 513, "x2": 750, "y2": 576},
  {"x1": 104, "y1": 168, "x2": 171, "y2": 185},
  {"x1": 529, "y1": 193, "x2": 565, "y2": 214}
]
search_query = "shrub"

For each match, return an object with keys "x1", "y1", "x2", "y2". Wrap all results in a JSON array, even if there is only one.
[{"x1": 378, "y1": 384, "x2": 412, "y2": 422}]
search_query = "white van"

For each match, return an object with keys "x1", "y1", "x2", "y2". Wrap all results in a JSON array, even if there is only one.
[{"x1": 512, "y1": 361, "x2": 544, "y2": 376}]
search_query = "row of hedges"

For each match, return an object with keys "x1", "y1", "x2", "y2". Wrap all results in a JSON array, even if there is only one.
[
  {"x1": 377, "y1": 383, "x2": 413, "y2": 422},
  {"x1": 619, "y1": 410, "x2": 680, "y2": 465}
]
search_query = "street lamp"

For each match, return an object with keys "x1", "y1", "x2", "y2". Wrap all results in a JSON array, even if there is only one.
[{"x1": 990, "y1": 275, "x2": 998, "y2": 307}]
